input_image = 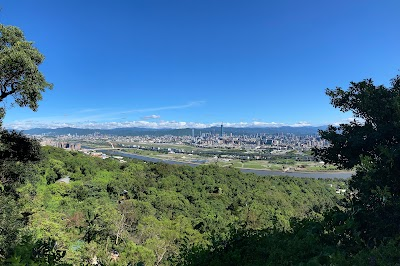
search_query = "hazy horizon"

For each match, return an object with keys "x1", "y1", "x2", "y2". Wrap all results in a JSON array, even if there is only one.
[{"x1": 8, "y1": 120, "x2": 337, "y2": 131}]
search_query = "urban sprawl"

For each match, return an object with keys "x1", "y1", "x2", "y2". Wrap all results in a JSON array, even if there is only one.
[{"x1": 37, "y1": 128, "x2": 329, "y2": 162}]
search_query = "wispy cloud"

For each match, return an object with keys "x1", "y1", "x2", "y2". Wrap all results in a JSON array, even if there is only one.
[
  {"x1": 7, "y1": 101, "x2": 205, "y2": 125},
  {"x1": 122, "y1": 101, "x2": 205, "y2": 114},
  {"x1": 142, "y1": 115, "x2": 161, "y2": 120},
  {"x1": 76, "y1": 108, "x2": 103, "y2": 114},
  {"x1": 71, "y1": 101, "x2": 205, "y2": 121}
]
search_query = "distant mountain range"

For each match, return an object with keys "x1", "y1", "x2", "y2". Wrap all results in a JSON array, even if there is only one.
[{"x1": 21, "y1": 126, "x2": 328, "y2": 136}]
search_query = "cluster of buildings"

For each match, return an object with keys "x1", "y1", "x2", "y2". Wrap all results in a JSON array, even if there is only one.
[
  {"x1": 36, "y1": 130, "x2": 329, "y2": 154},
  {"x1": 40, "y1": 139, "x2": 81, "y2": 150},
  {"x1": 191, "y1": 133, "x2": 329, "y2": 151}
]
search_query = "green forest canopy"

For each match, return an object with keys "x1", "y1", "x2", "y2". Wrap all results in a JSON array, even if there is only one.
[{"x1": 1, "y1": 146, "x2": 345, "y2": 265}]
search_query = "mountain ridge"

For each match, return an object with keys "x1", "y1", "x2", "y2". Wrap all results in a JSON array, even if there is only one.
[{"x1": 21, "y1": 126, "x2": 328, "y2": 136}]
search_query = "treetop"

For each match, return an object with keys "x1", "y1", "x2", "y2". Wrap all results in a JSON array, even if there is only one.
[{"x1": 0, "y1": 23, "x2": 53, "y2": 122}]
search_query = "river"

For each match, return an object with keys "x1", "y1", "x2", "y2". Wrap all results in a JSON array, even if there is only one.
[{"x1": 100, "y1": 150, "x2": 353, "y2": 179}]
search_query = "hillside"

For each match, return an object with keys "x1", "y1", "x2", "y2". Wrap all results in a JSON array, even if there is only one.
[{"x1": 1, "y1": 147, "x2": 344, "y2": 265}]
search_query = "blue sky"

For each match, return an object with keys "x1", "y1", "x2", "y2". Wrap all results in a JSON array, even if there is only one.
[{"x1": 1, "y1": 0, "x2": 399, "y2": 129}]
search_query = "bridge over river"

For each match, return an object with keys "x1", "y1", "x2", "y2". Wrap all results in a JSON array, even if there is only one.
[{"x1": 96, "y1": 149, "x2": 353, "y2": 179}]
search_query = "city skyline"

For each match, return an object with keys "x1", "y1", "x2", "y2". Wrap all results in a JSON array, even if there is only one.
[{"x1": 1, "y1": 1, "x2": 399, "y2": 129}]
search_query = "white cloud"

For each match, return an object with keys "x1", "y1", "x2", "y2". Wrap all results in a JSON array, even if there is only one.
[
  {"x1": 142, "y1": 115, "x2": 161, "y2": 120},
  {"x1": 291, "y1": 121, "x2": 312, "y2": 127},
  {"x1": 330, "y1": 117, "x2": 365, "y2": 127},
  {"x1": 5, "y1": 119, "x2": 320, "y2": 130}
]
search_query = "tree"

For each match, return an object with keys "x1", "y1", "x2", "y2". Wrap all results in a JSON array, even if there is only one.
[
  {"x1": 0, "y1": 22, "x2": 51, "y2": 188},
  {"x1": 313, "y1": 75, "x2": 400, "y2": 244},
  {"x1": 0, "y1": 23, "x2": 52, "y2": 262},
  {"x1": 0, "y1": 130, "x2": 41, "y2": 190},
  {"x1": 0, "y1": 24, "x2": 52, "y2": 122}
]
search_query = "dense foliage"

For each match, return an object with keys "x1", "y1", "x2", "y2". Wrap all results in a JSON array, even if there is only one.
[
  {"x1": 314, "y1": 75, "x2": 400, "y2": 244},
  {"x1": 1, "y1": 146, "x2": 344, "y2": 265}
]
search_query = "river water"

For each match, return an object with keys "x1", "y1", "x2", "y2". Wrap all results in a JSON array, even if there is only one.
[{"x1": 100, "y1": 150, "x2": 353, "y2": 179}]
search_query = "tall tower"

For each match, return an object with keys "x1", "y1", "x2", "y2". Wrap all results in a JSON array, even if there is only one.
[
  {"x1": 192, "y1": 128, "x2": 195, "y2": 138},
  {"x1": 220, "y1": 123, "x2": 223, "y2": 137}
]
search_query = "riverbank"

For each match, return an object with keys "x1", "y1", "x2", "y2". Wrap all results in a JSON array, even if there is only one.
[
  {"x1": 100, "y1": 150, "x2": 354, "y2": 179},
  {"x1": 115, "y1": 148, "x2": 346, "y2": 172}
]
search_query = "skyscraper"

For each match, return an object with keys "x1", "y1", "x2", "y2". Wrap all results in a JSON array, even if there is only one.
[{"x1": 220, "y1": 124, "x2": 223, "y2": 137}]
